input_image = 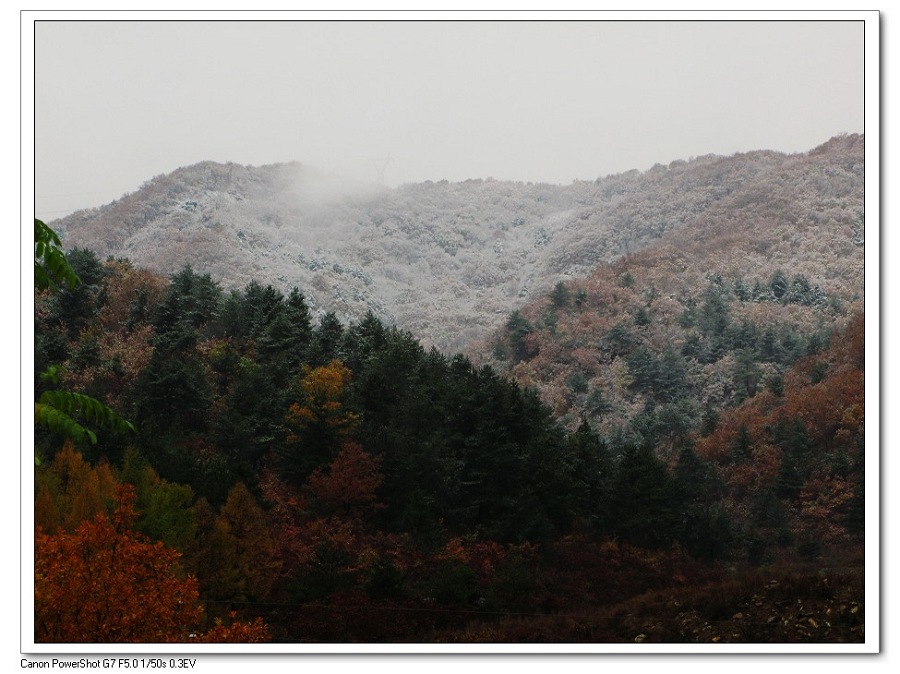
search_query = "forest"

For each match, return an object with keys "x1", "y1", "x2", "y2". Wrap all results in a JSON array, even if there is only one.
[
  {"x1": 32, "y1": 218, "x2": 865, "y2": 644},
  {"x1": 52, "y1": 135, "x2": 864, "y2": 356}
]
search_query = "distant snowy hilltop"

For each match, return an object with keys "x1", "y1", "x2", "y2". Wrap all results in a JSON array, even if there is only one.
[{"x1": 53, "y1": 134, "x2": 864, "y2": 354}]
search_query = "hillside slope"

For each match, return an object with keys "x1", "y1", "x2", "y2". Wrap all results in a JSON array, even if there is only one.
[
  {"x1": 52, "y1": 134, "x2": 863, "y2": 353},
  {"x1": 481, "y1": 134, "x2": 864, "y2": 437}
]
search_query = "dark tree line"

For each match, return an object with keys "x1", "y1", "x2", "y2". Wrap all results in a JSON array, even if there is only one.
[
  {"x1": 34, "y1": 244, "x2": 865, "y2": 643},
  {"x1": 37, "y1": 258, "x2": 737, "y2": 557}
]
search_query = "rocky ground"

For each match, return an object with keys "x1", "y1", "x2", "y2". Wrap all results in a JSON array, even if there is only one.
[{"x1": 623, "y1": 567, "x2": 865, "y2": 644}]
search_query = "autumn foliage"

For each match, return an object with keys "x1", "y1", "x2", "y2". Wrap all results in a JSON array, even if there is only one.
[
  {"x1": 306, "y1": 441, "x2": 384, "y2": 516},
  {"x1": 35, "y1": 440, "x2": 117, "y2": 534},
  {"x1": 34, "y1": 484, "x2": 268, "y2": 643},
  {"x1": 280, "y1": 360, "x2": 359, "y2": 485},
  {"x1": 286, "y1": 360, "x2": 358, "y2": 438},
  {"x1": 192, "y1": 482, "x2": 281, "y2": 603},
  {"x1": 32, "y1": 212, "x2": 866, "y2": 643}
]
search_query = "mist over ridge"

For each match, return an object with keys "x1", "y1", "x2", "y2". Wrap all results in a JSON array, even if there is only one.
[{"x1": 52, "y1": 134, "x2": 864, "y2": 355}]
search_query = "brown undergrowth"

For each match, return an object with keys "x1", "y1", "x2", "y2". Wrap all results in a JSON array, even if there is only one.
[{"x1": 438, "y1": 551, "x2": 864, "y2": 644}]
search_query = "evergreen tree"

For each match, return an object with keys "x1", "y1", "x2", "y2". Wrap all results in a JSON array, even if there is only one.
[
  {"x1": 130, "y1": 346, "x2": 212, "y2": 434},
  {"x1": 771, "y1": 416, "x2": 811, "y2": 499},
  {"x1": 604, "y1": 323, "x2": 637, "y2": 358},
  {"x1": 655, "y1": 346, "x2": 689, "y2": 402},
  {"x1": 608, "y1": 444, "x2": 677, "y2": 548},
  {"x1": 633, "y1": 305, "x2": 651, "y2": 326},
  {"x1": 699, "y1": 402, "x2": 719, "y2": 437},
  {"x1": 48, "y1": 248, "x2": 106, "y2": 340},
  {"x1": 565, "y1": 420, "x2": 613, "y2": 533},
  {"x1": 672, "y1": 445, "x2": 731, "y2": 561},
  {"x1": 153, "y1": 266, "x2": 221, "y2": 341},
  {"x1": 550, "y1": 281, "x2": 570, "y2": 308},
  {"x1": 626, "y1": 347, "x2": 657, "y2": 394},
  {"x1": 209, "y1": 358, "x2": 290, "y2": 485},
  {"x1": 732, "y1": 347, "x2": 762, "y2": 402},
  {"x1": 307, "y1": 312, "x2": 345, "y2": 366},
  {"x1": 256, "y1": 289, "x2": 312, "y2": 368},
  {"x1": 770, "y1": 270, "x2": 789, "y2": 301},
  {"x1": 505, "y1": 310, "x2": 536, "y2": 363},
  {"x1": 697, "y1": 285, "x2": 730, "y2": 338}
]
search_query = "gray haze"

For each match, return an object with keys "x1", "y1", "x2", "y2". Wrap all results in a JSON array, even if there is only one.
[{"x1": 34, "y1": 19, "x2": 864, "y2": 220}]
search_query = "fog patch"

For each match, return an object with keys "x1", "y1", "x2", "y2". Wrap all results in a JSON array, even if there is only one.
[{"x1": 289, "y1": 166, "x2": 385, "y2": 207}]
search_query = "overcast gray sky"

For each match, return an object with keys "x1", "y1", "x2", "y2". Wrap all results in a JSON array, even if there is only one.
[{"x1": 33, "y1": 18, "x2": 864, "y2": 220}]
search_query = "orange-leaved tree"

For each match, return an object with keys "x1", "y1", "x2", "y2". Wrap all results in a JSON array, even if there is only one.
[
  {"x1": 35, "y1": 484, "x2": 268, "y2": 643},
  {"x1": 286, "y1": 359, "x2": 358, "y2": 436},
  {"x1": 34, "y1": 440, "x2": 117, "y2": 534},
  {"x1": 280, "y1": 359, "x2": 358, "y2": 485},
  {"x1": 192, "y1": 482, "x2": 281, "y2": 604},
  {"x1": 306, "y1": 441, "x2": 384, "y2": 518}
]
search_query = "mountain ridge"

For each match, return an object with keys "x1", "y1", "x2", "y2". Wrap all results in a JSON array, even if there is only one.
[{"x1": 53, "y1": 134, "x2": 863, "y2": 354}]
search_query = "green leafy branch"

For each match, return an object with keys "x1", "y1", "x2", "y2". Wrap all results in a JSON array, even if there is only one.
[
  {"x1": 34, "y1": 221, "x2": 137, "y2": 464},
  {"x1": 35, "y1": 367, "x2": 136, "y2": 456},
  {"x1": 35, "y1": 218, "x2": 80, "y2": 292}
]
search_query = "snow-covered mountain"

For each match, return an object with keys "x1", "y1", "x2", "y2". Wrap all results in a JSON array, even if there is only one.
[{"x1": 52, "y1": 134, "x2": 864, "y2": 353}]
